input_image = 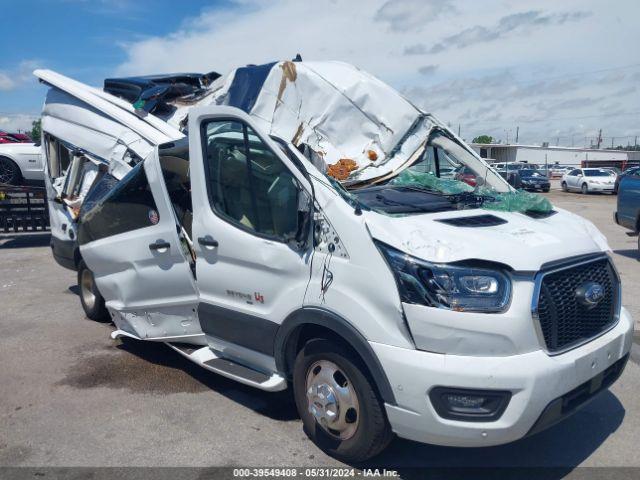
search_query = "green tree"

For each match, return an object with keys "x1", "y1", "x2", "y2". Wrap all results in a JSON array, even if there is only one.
[
  {"x1": 30, "y1": 119, "x2": 41, "y2": 143},
  {"x1": 472, "y1": 135, "x2": 494, "y2": 144}
]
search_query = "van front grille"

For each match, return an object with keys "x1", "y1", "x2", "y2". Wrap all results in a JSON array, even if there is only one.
[{"x1": 534, "y1": 257, "x2": 619, "y2": 353}]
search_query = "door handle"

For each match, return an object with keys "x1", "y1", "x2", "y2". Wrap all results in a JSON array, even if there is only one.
[
  {"x1": 198, "y1": 236, "x2": 219, "y2": 248},
  {"x1": 149, "y1": 240, "x2": 171, "y2": 251}
]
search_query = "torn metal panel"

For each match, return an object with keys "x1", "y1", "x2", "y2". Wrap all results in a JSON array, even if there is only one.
[
  {"x1": 246, "y1": 61, "x2": 423, "y2": 181},
  {"x1": 35, "y1": 69, "x2": 184, "y2": 145},
  {"x1": 42, "y1": 88, "x2": 153, "y2": 172}
]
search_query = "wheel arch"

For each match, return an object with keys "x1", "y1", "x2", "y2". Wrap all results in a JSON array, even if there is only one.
[{"x1": 274, "y1": 307, "x2": 396, "y2": 405}]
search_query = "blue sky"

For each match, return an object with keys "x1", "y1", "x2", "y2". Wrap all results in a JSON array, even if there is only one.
[
  {"x1": 0, "y1": 0, "x2": 229, "y2": 120},
  {"x1": 1, "y1": 0, "x2": 639, "y2": 146}
]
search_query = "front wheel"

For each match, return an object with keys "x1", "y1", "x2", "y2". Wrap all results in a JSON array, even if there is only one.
[
  {"x1": 77, "y1": 260, "x2": 109, "y2": 321},
  {"x1": 293, "y1": 339, "x2": 393, "y2": 462},
  {"x1": 561, "y1": 181, "x2": 568, "y2": 192},
  {"x1": 581, "y1": 183, "x2": 589, "y2": 194}
]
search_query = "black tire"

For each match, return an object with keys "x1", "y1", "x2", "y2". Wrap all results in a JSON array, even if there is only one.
[
  {"x1": 561, "y1": 181, "x2": 568, "y2": 192},
  {"x1": 581, "y1": 183, "x2": 589, "y2": 194},
  {"x1": 0, "y1": 156, "x2": 22, "y2": 185},
  {"x1": 77, "y1": 260, "x2": 109, "y2": 321},
  {"x1": 293, "y1": 338, "x2": 393, "y2": 463},
  {"x1": 542, "y1": 187, "x2": 550, "y2": 193}
]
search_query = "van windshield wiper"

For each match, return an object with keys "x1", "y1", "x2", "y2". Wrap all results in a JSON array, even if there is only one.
[
  {"x1": 372, "y1": 193, "x2": 437, "y2": 212},
  {"x1": 401, "y1": 185, "x2": 497, "y2": 207}
]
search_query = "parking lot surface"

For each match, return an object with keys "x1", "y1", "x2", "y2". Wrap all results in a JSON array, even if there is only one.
[{"x1": 1, "y1": 187, "x2": 639, "y2": 474}]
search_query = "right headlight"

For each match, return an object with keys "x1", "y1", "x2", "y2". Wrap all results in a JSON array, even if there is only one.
[{"x1": 376, "y1": 241, "x2": 512, "y2": 313}]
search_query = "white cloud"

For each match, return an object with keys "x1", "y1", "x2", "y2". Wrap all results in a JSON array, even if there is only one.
[
  {"x1": 106, "y1": 0, "x2": 640, "y2": 145},
  {"x1": 374, "y1": 0, "x2": 456, "y2": 32},
  {"x1": 0, "y1": 60, "x2": 42, "y2": 92},
  {"x1": 0, "y1": 114, "x2": 38, "y2": 133}
]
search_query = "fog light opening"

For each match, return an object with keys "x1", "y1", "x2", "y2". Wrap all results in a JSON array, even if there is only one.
[{"x1": 429, "y1": 387, "x2": 512, "y2": 422}]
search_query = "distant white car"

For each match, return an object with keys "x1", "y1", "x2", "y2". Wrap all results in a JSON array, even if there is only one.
[
  {"x1": 0, "y1": 143, "x2": 44, "y2": 185},
  {"x1": 561, "y1": 168, "x2": 616, "y2": 194}
]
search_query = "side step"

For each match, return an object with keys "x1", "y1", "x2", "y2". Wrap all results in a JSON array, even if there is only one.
[{"x1": 166, "y1": 342, "x2": 287, "y2": 392}]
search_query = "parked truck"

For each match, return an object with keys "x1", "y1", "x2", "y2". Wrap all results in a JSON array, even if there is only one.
[{"x1": 35, "y1": 60, "x2": 633, "y2": 462}]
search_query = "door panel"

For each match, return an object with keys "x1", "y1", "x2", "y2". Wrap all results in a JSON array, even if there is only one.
[
  {"x1": 79, "y1": 154, "x2": 199, "y2": 340},
  {"x1": 188, "y1": 107, "x2": 312, "y2": 358}
]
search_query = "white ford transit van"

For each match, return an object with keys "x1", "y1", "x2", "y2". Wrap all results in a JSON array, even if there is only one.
[{"x1": 35, "y1": 60, "x2": 633, "y2": 462}]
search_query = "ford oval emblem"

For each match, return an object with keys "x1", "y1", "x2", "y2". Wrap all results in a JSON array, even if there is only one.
[{"x1": 575, "y1": 282, "x2": 605, "y2": 309}]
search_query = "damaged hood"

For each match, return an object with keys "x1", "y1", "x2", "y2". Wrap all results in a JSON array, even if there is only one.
[{"x1": 365, "y1": 207, "x2": 610, "y2": 271}]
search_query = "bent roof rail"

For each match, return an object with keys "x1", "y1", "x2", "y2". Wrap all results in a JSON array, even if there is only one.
[{"x1": 34, "y1": 69, "x2": 184, "y2": 146}]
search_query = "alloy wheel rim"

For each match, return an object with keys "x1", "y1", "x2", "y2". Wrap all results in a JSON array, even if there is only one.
[
  {"x1": 0, "y1": 158, "x2": 16, "y2": 184},
  {"x1": 305, "y1": 360, "x2": 360, "y2": 440},
  {"x1": 80, "y1": 269, "x2": 96, "y2": 310}
]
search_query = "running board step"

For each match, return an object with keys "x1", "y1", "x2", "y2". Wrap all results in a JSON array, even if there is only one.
[{"x1": 166, "y1": 342, "x2": 287, "y2": 392}]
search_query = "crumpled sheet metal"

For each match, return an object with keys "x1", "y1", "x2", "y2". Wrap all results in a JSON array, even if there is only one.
[
  {"x1": 195, "y1": 61, "x2": 426, "y2": 183},
  {"x1": 42, "y1": 88, "x2": 152, "y2": 179}
]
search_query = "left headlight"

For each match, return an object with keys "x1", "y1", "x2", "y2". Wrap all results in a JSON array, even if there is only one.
[{"x1": 376, "y1": 241, "x2": 512, "y2": 313}]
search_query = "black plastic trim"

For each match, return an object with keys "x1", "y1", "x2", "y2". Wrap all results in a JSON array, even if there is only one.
[
  {"x1": 50, "y1": 236, "x2": 78, "y2": 271},
  {"x1": 198, "y1": 302, "x2": 279, "y2": 356},
  {"x1": 274, "y1": 307, "x2": 397, "y2": 405},
  {"x1": 429, "y1": 387, "x2": 511, "y2": 422}
]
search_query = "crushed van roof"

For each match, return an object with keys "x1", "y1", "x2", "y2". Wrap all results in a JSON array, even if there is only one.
[{"x1": 36, "y1": 60, "x2": 440, "y2": 183}]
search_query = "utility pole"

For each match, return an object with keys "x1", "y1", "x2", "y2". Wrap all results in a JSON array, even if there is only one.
[
  {"x1": 597, "y1": 129, "x2": 602, "y2": 149},
  {"x1": 515, "y1": 126, "x2": 519, "y2": 144},
  {"x1": 611, "y1": 137, "x2": 614, "y2": 149},
  {"x1": 457, "y1": 124, "x2": 461, "y2": 137},
  {"x1": 635, "y1": 136, "x2": 638, "y2": 148},
  {"x1": 556, "y1": 136, "x2": 560, "y2": 146}
]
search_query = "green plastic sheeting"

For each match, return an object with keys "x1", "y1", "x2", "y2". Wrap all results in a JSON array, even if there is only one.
[
  {"x1": 389, "y1": 169, "x2": 474, "y2": 195},
  {"x1": 390, "y1": 170, "x2": 553, "y2": 213},
  {"x1": 482, "y1": 189, "x2": 553, "y2": 213}
]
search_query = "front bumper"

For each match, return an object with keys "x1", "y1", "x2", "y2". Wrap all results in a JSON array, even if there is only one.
[
  {"x1": 372, "y1": 307, "x2": 633, "y2": 447},
  {"x1": 587, "y1": 183, "x2": 615, "y2": 192},
  {"x1": 522, "y1": 182, "x2": 550, "y2": 190}
]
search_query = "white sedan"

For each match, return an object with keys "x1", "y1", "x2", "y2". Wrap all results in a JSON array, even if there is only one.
[
  {"x1": 561, "y1": 167, "x2": 616, "y2": 194},
  {"x1": 0, "y1": 143, "x2": 44, "y2": 185}
]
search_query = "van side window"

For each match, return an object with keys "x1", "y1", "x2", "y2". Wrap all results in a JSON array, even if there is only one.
[
  {"x1": 78, "y1": 162, "x2": 158, "y2": 245},
  {"x1": 202, "y1": 120, "x2": 300, "y2": 241}
]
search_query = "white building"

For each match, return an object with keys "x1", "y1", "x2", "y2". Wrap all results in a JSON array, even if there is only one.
[{"x1": 470, "y1": 143, "x2": 635, "y2": 168}]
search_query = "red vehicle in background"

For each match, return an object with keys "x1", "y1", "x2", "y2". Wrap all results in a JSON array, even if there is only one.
[
  {"x1": 454, "y1": 166, "x2": 478, "y2": 186},
  {"x1": 0, "y1": 130, "x2": 32, "y2": 144}
]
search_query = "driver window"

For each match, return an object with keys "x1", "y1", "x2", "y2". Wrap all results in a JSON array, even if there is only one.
[{"x1": 203, "y1": 120, "x2": 300, "y2": 241}]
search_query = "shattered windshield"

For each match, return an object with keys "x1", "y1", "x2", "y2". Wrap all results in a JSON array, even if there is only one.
[
  {"x1": 346, "y1": 130, "x2": 553, "y2": 215},
  {"x1": 401, "y1": 130, "x2": 510, "y2": 193}
]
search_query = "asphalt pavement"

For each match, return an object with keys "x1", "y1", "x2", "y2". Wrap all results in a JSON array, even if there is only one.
[{"x1": 0, "y1": 186, "x2": 639, "y2": 475}]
